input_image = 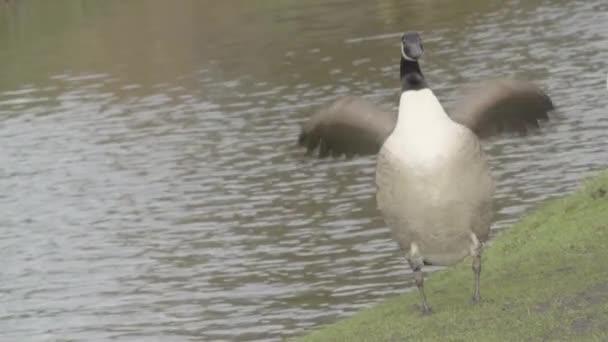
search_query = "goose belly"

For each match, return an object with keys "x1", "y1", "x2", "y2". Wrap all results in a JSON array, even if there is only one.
[{"x1": 375, "y1": 133, "x2": 494, "y2": 266}]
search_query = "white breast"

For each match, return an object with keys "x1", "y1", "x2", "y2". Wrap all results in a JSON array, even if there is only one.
[
  {"x1": 375, "y1": 89, "x2": 494, "y2": 265},
  {"x1": 385, "y1": 89, "x2": 464, "y2": 169}
]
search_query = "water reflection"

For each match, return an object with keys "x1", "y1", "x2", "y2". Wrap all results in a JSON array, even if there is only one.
[{"x1": 0, "y1": 0, "x2": 607, "y2": 341}]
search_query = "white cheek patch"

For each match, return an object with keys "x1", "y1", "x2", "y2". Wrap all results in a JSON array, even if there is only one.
[{"x1": 401, "y1": 43, "x2": 416, "y2": 61}]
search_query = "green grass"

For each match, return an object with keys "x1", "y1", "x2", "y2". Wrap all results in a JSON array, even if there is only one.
[{"x1": 294, "y1": 171, "x2": 608, "y2": 342}]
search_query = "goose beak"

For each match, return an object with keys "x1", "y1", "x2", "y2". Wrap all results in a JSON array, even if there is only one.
[{"x1": 401, "y1": 42, "x2": 423, "y2": 61}]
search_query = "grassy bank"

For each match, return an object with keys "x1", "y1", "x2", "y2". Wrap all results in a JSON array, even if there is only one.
[{"x1": 295, "y1": 171, "x2": 608, "y2": 341}]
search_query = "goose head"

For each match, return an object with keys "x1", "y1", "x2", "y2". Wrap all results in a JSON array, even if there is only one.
[
  {"x1": 401, "y1": 32, "x2": 424, "y2": 62},
  {"x1": 400, "y1": 32, "x2": 427, "y2": 91}
]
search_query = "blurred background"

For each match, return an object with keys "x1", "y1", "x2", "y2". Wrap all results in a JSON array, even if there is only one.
[{"x1": 0, "y1": 0, "x2": 606, "y2": 341}]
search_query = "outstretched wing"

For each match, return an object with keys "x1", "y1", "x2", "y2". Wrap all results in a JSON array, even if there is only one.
[
  {"x1": 297, "y1": 80, "x2": 554, "y2": 158},
  {"x1": 298, "y1": 96, "x2": 397, "y2": 158},
  {"x1": 449, "y1": 79, "x2": 554, "y2": 139}
]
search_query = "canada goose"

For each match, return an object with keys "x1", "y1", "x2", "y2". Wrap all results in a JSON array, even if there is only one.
[{"x1": 298, "y1": 32, "x2": 554, "y2": 314}]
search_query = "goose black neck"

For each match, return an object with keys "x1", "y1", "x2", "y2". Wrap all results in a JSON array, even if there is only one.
[{"x1": 400, "y1": 57, "x2": 428, "y2": 92}]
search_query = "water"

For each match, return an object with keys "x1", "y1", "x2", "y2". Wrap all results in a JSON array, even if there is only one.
[{"x1": 0, "y1": 0, "x2": 606, "y2": 341}]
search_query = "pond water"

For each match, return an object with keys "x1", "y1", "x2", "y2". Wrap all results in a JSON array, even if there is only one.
[{"x1": 0, "y1": 0, "x2": 607, "y2": 341}]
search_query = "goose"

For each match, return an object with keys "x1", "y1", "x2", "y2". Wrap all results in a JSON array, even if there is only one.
[{"x1": 298, "y1": 32, "x2": 554, "y2": 314}]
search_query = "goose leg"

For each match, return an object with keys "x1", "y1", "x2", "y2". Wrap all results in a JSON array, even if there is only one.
[
  {"x1": 407, "y1": 243, "x2": 432, "y2": 315},
  {"x1": 470, "y1": 233, "x2": 483, "y2": 303}
]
